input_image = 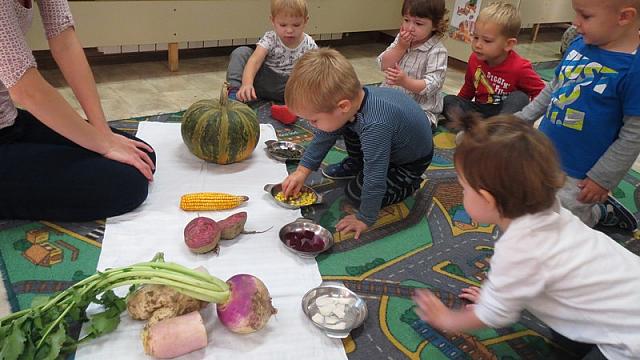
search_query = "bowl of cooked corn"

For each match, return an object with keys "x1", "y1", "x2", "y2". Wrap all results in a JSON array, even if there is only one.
[
  {"x1": 265, "y1": 140, "x2": 305, "y2": 162},
  {"x1": 264, "y1": 183, "x2": 322, "y2": 209}
]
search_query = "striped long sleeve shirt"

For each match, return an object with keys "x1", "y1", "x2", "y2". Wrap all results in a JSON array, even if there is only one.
[{"x1": 299, "y1": 86, "x2": 433, "y2": 225}]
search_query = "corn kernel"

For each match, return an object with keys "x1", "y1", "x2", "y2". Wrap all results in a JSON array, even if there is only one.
[{"x1": 275, "y1": 190, "x2": 316, "y2": 206}]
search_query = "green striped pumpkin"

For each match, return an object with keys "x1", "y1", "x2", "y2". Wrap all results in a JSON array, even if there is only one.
[{"x1": 181, "y1": 85, "x2": 260, "y2": 164}]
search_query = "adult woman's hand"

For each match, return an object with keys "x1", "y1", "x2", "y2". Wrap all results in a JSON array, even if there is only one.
[{"x1": 102, "y1": 132, "x2": 155, "y2": 181}]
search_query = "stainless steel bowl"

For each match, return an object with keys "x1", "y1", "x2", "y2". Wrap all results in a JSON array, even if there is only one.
[
  {"x1": 263, "y1": 183, "x2": 322, "y2": 210},
  {"x1": 301, "y1": 282, "x2": 368, "y2": 338},
  {"x1": 265, "y1": 140, "x2": 305, "y2": 162},
  {"x1": 279, "y1": 219, "x2": 333, "y2": 257}
]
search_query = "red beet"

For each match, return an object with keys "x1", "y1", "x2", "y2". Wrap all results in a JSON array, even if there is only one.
[
  {"x1": 218, "y1": 212, "x2": 248, "y2": 240},
  {"x1": 184, "y1": 217, "x2": 221, "y2": 254},
  {"x1": 285, "y1": 230, "x2": 325, "y2": 252}
]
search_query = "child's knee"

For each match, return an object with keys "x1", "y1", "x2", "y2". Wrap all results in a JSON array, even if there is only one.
[
  {"x1": 506, "y1": 91, "x2": 530, "y2": 107},
  {"x1": 230, "y1": 46, "x2": 254, "y2": 60},
  {"x1": 442, "y1": 95, "x2": 464, "y2": 117}
]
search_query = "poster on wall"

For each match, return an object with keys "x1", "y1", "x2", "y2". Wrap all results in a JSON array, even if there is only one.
[{"x1": 449, "y1": 0, "x2": 482, "y2": 43}]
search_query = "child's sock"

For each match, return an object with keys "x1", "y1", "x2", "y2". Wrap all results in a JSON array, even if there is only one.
[
  {"x1": 596, "y1": 203, "x2": 611, "y2": 224},
  {"x1": 596, "y1": 197, "x2": 638, "y2": 230}
]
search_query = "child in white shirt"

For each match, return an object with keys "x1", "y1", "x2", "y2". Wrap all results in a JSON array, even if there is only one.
[
  {"x1": 378, "y1": 0, "x2": 448, "y2": 128},
  {"x1": 226, "y1": 0, "x2": 317, "y2": 103},
  {"x1": 414, "y1": 113, "x2": 640, "y2": 360}
]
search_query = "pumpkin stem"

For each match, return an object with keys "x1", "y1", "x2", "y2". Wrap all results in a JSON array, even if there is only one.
[{"x1": 221, "y1": 82, "x2": 230, "y2": 107}]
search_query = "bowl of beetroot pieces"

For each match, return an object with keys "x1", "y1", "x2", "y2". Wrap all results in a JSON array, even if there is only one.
[{"x1": 279, "y1": 219, "x2": 333, "y2": 257}]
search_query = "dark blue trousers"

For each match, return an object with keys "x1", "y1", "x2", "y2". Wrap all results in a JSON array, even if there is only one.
[{"x1": 0, "y1": 110, "x2": 156, "y2": 221}]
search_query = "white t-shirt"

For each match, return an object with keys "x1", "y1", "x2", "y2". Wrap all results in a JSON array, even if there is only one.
[
  {"x1": 475, "y1": 202, "x2": 640, "y2": 359},
  {"x1": 256, "y1": 31, "x2": 317, "y2": 76}
]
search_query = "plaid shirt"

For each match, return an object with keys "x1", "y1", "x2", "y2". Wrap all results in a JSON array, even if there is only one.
[{"x1": 378, "y1": 34, "x2": 448, "y2": 124}]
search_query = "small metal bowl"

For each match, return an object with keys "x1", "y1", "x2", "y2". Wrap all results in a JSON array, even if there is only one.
[
  {"x1": 265, "y1": 140, "x2": 305, "y2": 162},
  {"x1": 264, "y1": 183, "x2": 323, "y2": 210},
  {"x1": 279, "y1": 219, "x2": 334, "y2": 257},
  {"x1": 301, "y1": 282, "x2": 368, "y2": 338}
]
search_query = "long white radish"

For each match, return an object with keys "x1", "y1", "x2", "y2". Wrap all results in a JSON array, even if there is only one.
[{"x1": 142, "y1": 311, "x2": 208, "y2": 358}]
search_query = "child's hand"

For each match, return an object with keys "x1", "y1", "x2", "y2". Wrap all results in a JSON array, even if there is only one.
[
  {"x1": 413, "y1": 289, "x2": 454, "y2": 331},
  {"x1": 237, "y1": 84, "x2": 257, "y2": 102},
  {"x1": 459, "y1": 286, "x2": 481, "y2": 308},
  {"x1": 335, "y1": 214, "x2": 368, "y2": 239},
  {"x1": 281, "y1": 171, "x2": 306, "y2": 198},
  {"x1": 384, "y1": 64, "x2": 408, "y2": 88},
  {"x1": 577, "y1": 177, "x2": 609, "y2": 204},
  {"x1": 398, "y1": 27, "x2": 414, "y2": 49}
]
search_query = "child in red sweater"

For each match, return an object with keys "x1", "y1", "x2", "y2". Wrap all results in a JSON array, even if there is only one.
[{"x1": 443, "y1": 2, "x2": 544, "y2": 121}]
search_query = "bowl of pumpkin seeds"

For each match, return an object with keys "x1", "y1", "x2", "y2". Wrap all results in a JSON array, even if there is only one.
[
  {"x1": 263, "y1": 183, "x2": 322, "y2": 209},
  {"x1": 265, "y1": 140, "x2": 305, "y2": 162}
]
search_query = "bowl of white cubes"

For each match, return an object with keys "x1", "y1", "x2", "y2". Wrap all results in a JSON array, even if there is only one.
[{"x1": 301, "y1": 282, "x2": 368, "y2": 338}]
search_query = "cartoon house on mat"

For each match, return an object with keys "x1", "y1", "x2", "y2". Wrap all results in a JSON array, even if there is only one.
[
  {"x1": 23, "y1": 243, "x2": 63, "y2": 267},
  {"x1": 26, "y1": 228, "x2": 49, "y2": 244},
  {"x1": 451, "y1": 205, "x2": 476, "y2": 230}
]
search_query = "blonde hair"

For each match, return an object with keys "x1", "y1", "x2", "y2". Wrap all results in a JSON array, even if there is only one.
[
  {"x1": 453, "y1": 113, "x2": 565, "y2": 219},
  {"x1": 271, "y1": 0, "x2": 308, "y2": 18},
  {"x1": 477, "y1": 2, "x2": 521, "y2": 38},
  {"x1": 402, "y1": 0, "x2": 450, "y2": 36},
  {"x1": 617, "y1": 0, "x2": 640, "y2": 11},
  {"x1": 285, "y1": 48, "x2": 361, "y2": 113}
]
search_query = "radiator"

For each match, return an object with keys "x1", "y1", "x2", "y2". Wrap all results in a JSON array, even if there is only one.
[{"x1": 98, "y1": 33, "x2": 343, "y2": 54}]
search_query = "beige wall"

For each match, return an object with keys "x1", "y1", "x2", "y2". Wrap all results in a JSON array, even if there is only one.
[
  {"x1": 443, "y1": 0, "x2": 574, "y2": 61},
  {"x1": 27, "y1": 0, "x2": 403, "y2": 50}
]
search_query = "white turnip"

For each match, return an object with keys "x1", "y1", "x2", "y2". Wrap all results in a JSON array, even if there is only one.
[{"x1": 216, "y1": 274, "x2": 277, "y2": 334}]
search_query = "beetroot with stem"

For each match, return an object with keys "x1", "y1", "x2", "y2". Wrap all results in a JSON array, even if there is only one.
[
  {"x1": 218, "y1": 212, "x2": 272, "y2": 240},
  {"x1": 216, "y1": 274, "x2": 277, "y2": 334},
  {"x1": 218, "y1": 212, "x2": 248, "y2": 240}
]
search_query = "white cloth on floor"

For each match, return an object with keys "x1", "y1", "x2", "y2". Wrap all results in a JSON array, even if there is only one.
[{"x1": 75, "y1": 122, "x2": 347, "y2": 360}]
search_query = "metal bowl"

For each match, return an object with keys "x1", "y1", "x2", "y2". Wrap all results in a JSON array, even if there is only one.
[
  {"x1": 264, "y1": 183, "x2": 322, "y2": 210},
  {"x1": 265, "y1": 140, "x2": 305, "y2": 162},
  {"x1": 279, "y1": 219, "x2": 333, "y2": 257},
  {"x1": 301, "y1": 282, "x2": 368, "y2": 338}
]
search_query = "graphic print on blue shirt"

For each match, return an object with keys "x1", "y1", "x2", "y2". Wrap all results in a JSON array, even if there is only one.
[{"x1": 539, "y1": 37, "x2": 640, "y2": 179}]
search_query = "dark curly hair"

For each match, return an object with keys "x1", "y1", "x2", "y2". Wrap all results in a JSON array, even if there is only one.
[{"x1": 402, "y1": 0, "x2": 449, "y2": 36}]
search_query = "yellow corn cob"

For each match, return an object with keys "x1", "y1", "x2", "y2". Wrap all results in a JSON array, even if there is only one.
[{"x1": 180, "y1": 192, "x2": 249, "y2": 211}]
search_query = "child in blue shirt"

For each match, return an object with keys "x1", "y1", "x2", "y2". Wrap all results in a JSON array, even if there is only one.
[
  {"x1": 516, "y1": 0, "x2": 640, "y2": 230},
  {"x1": 281, "y1": 48, "x2": 433, "y2": 239}
]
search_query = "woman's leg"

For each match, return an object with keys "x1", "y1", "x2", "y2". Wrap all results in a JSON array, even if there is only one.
[{"x1": 0, "y1": 110, "x2": 156, "y2": 221}]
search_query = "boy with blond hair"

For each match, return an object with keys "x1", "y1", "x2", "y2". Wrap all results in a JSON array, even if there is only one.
[
  {"x1": 515, "y1": 0, "x2": 640, "y2": 230},
  {"x1": 414, "y1": 113, "x2": 640, "y2": 360},
  {"x1": 281, "y1": 48, "x2": 433, "y2": 239},
  {"x1": 226, "y1": 0, "x2": 317, "y2": 103},
  {"x1": 442, "y1": 2, "x2": 544, "y2": 121}
]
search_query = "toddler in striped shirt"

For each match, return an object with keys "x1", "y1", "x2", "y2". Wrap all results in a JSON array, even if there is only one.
[{"x1": 281, "y1": 48, "x2": 433, "y2": 239}]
